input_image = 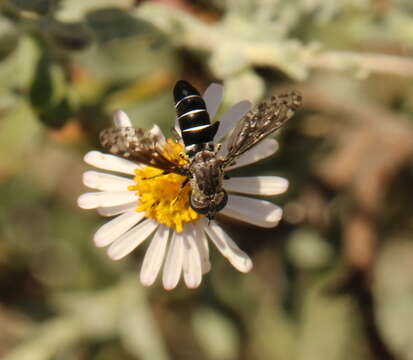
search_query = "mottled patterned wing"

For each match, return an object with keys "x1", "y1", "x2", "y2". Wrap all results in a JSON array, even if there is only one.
[
  {"x1": 222, "y1": 91, "x2": 302, "y2": 167},
  {"x1": 99, "y1": 127, "x2": 188, "y2": 176}
]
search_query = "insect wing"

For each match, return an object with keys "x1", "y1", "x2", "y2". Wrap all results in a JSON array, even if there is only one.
[
  {"x1": 99, "y1": 127, "x2": 187, "y2": 176},
  {"x1": 223, "y1": 91, "x2": 302, "y2": 167}
]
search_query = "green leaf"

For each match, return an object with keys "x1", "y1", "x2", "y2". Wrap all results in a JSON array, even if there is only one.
[
  {"x1": 209, "y1": 43, "x2": 249, "y2": 78},
  {"x1": 192, "y1": 308, "x2": 239, "y2": 360},
  {"x1": 287, "y1": 229, "x2": 334, "y2": 269},
  {"x1": 37, "y1": 98, "x2": 72, "y2": 128},
  {"x1": 29, "y1": 53, "x2": 55, "y2": 108},
  {"x1": 224, "y1": 70, "x2": 264, "y2": 103},
  {"x1": 0, "y1": 16, "x2": 19, "y2": 60},
  {"x1": 40, "y1": 18, "x2": 94, "y2": 51},
  {"x1": 29, "y1": 52, "x2": 73, "y2": 128},
  {"x1": 76, "y1": 8, "x2": 174, "y2": 84},
  {"x1": 297, "y1": 269, "x2": 368, "y2": 360},
  {"x1": 0, "y1": 100, "x2": 42, "y2": 173},
  {"x1": 374, "y1": 239, "x2": 413, "y2": 358},
  {"x1": 85, "y1": 8, "x2": 157, "y2": 44},
  {"x1": 7, "y1": 0, "x2": 58, "y2": 16}
]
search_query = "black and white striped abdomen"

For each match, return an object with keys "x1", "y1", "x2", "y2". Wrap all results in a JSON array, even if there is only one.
[{"x1": 174, "y1": 80, "x2": 219, "y2": 148}]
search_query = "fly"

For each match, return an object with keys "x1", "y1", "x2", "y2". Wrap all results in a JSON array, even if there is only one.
[{"x1": 100, "y1": 80, "x2": 302, "y2": 220}]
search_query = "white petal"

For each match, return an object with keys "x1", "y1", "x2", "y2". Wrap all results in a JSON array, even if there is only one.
[
  {"x1": 97, "y1": 202, "x2": 137, "y2": 217},
  {"x1": 203, "y1": 83, "x2": 223, "y2": 119},
  {"x1": 203, "y1": 220, "x2": 252, "y2": 273},
  {"x1": 173, "y1": 119, "x2": 180, "y2": 135},
  {"x1": 194, "y1": 222, "x2": 211, "y2": 274},
  {"x1": 113, "y1": 110, "x2": 132, "y2": 128},
  {"x1": 94, "y1": 211, "x2": 144, "y2": 247},
  {"x1": 140, "y1": 225, "x2": 170, "y2": 286},
  {"x1": 84, "y1": 151, "x2": 141, "y2": 175},
  {"x1": 150, "y1": 124, "x2": 162, "y2": 136},
  {"x1": 149, "y1": 124, "x2": 167, "y2": 145},
  {"x1": 224, "y1": 139, "x2": 279, "y2": 170},
  {"x1": 224, "y1": 176, "x2": 289, "y2": 196},
  {"x1": 214, "y1": 100, "x2": 252, "y2": 142},
  {"x1": 162, "y1": 231, "x2": 184, "y2": 290},
  {"x1": 83, "y1": 171, "x2": 135, "y2": 191},
  {"x1": 182, "y1": 224, "x2": 202, "y2": 288},
  {"x1": 221, "y1": 194, "x2": 283, "y2": 228},
  {"x1": 77, "y1": 191, "x2": 138, "y2": 209},
  {"x1": 107, "y1": 219, "x2": 158, "y2": 260}
]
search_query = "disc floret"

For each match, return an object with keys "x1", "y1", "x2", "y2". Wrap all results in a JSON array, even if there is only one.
[{"x1": 128, "y1": 140, "x2": 201, "y2": 232}]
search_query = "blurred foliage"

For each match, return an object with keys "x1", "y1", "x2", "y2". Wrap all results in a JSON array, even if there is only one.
[{"x1": 1, "y1": 0, "x2": 413, "y2": 359}]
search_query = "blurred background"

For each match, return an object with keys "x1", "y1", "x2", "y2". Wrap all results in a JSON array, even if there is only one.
[{"x1": 1, "y1": 0, "x2": 413, "y2": 359}]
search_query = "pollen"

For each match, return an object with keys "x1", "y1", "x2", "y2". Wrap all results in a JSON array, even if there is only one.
[{"x1": 128, "y1": 139, "x2": 201, "y2": 232}]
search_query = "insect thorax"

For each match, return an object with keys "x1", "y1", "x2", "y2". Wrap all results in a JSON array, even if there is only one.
[
  {"x1": 188, "y1": 149, "x2": 227, "y2": 218},
  {"x1": 189, "y1": 150, "x2": 223, "y2": 192}
]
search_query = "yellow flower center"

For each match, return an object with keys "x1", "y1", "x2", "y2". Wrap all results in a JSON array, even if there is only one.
[{"x1": 128, "y1": 139, "x2": 202, "y2": 232}]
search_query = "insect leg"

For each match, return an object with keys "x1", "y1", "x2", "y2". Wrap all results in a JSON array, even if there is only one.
[
  {"x1": 171, "y1": 127, "x2": 182, "y2": 142},
  {"x1": 142, "y1": 171, "x2": 171, "y2": 180},
  {"x1": 171, "y1": 178, "x2": 190, "y2": 205}
]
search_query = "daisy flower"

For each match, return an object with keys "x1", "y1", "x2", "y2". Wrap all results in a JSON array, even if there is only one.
[{"x1": 77, "y1": 83, "x2": 289, "y2": 290}]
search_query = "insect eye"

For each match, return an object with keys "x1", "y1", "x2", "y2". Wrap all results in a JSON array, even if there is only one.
[
  {"x1": 214, "y1": 191, "x2": 228, "y2": 212},
  {"x1": 189, "y1": 195, "x2": 210, "y2": 215},
  {"x1": 189, "y1": 191, "x2": 228, "y2": 215}
]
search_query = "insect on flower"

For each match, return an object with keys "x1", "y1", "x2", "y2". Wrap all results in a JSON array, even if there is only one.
[
  {"x1": 99, "y1": 80, "x2": 302, "y2": 220},
  {"x1": 78, "y1": 80, "x2": 302, "y2": 289}
]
